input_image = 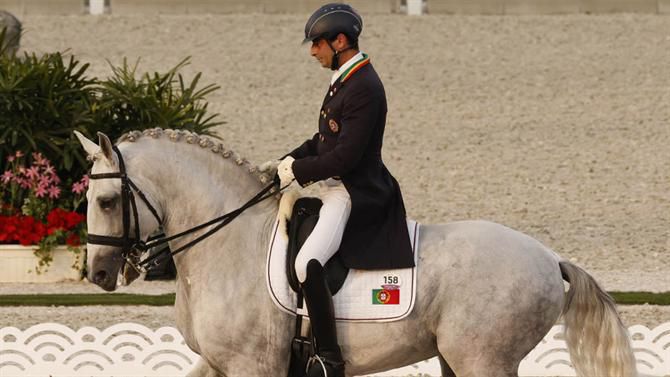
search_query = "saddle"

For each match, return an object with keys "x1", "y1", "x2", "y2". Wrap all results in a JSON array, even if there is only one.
[
  {"x1": 285, "y1": 197, "x2": 349, "y2": 295},
  {"x1": 267, "y1": 192, "x2": 419, "y2": 322}
]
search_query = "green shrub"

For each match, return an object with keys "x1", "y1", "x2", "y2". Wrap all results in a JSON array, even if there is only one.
[
  {"x1": 0, "y1": 52, "x2": 96, "y2": 176},
  {"x1": 93, "y1": 58, "x2": 222, "y2": 141},
  {"x1": 0, "y1": 53, "x2": 222, "y2": 184}
]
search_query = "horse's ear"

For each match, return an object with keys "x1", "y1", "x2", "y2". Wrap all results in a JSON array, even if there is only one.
[
  {"x1": 74, "y1": 130, "x2": 100, "y2": 158},
  {"x1": 97, "y1": 132, "x2": 115, "y2": 163}
]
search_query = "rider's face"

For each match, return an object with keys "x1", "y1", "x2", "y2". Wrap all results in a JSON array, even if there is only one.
[{"x1": 310, "y1": 38, "x2": 332, "y2": 69}]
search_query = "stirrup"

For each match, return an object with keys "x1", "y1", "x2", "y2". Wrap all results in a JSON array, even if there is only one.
[
  {"x1": 306, "y1": 354, "x2": 328, "y2": 376},
  {"x1": 305, "y1": 353, "x2": 344, "y2": 377}
]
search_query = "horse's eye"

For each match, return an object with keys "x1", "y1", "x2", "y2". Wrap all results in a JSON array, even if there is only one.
[{"x1": 98, "y1": 196, "x2": 117, "y2": 211}]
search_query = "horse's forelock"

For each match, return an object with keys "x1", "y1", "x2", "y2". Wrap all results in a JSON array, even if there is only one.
[{"x1": 87, "y1": 152, "x2": 101, "y2": 162}]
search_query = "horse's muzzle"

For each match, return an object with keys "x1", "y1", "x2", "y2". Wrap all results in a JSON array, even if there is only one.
[{"x1": 91, "y1": 269, "x2": 116, "y2": 291}]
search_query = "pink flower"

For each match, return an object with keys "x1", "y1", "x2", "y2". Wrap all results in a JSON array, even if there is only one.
[
  {"x1": 1, "y1": 171, "x2": 13, "y2": 184},
  {"x1": 80, "y1": 175, "x2": 89, "y2": 185},
  {"x1": 25, "y1": 166, "x2": 40, "y2": 179},
  {"x1": 72, "y1": 182, "x2": 86, "y2": 194},
  {"x1": 35, "y1": 185, "x2": 48, "y2": 198},
  {"x1": 47, "y1": 186, "x2": 61, "y2": 199},
  {"x1": 14, "y1": 151, "x2": 23, "y2": 158},
  {"x1": 18, "y1": 178, "x2": 32, "y2": 189},
  {"x1": 31, "y1": 152, "x2": 47, "y2": 166},
  {"x1": 43, "y1": 165, "x2": 55, "y2": 176},
  {"x1": 39, "y1": 175, "x2": 51, "y2": 186},
  {"x1": 36, "y1": 180, "x2": 48, "y2": 190},
  {"x1": 7, "y1": 156, "x2": 15, "y2": 162}
]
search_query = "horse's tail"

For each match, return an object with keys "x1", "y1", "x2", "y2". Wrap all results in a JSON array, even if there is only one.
[{"x1": 559, "y1": 260, "x2": 638, "y2": 377}]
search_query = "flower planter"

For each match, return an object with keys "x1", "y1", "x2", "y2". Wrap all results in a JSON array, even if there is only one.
[{"x1": 0, "y1": 245, "x2": 84, "y2": 283}]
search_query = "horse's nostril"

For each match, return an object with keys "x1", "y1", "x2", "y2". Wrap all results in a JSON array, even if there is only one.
[{"x1": 94, "y1": 270, "x2": 108, "y2": 285}]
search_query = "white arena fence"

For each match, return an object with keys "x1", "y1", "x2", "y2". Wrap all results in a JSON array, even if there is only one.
[{"x1": 1, "y1": 322, "x2": 668, "y2": 377}]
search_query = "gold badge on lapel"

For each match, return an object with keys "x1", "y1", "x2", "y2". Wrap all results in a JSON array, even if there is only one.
[{"x1": 328, "y1": 119, "x2": 339, "y2": 133}]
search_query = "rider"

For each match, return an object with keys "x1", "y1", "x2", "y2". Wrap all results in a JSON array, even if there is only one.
[{"x1": 270, "y1": 3, "x2": 415, "y2": 377}]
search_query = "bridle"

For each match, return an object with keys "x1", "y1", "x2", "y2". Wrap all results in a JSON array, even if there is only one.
[{"x1": 87, "y1": 145, "x2": 278, "y2": 273}]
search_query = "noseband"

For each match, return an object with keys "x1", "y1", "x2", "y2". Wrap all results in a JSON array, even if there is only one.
[{"x1": 87, "y1": 145, "x2": 278, "y2": 273}]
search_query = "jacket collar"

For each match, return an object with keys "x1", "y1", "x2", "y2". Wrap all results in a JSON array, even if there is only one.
[
  {"x1": 338, "y1": 53, "x2": 369, "y2": 83},
  {"x1": 330, "y1": 51, "x2": 367, "y2": 85},
  {"x1": 322, "y1": 53, "x2": 370, "y2": 106}
]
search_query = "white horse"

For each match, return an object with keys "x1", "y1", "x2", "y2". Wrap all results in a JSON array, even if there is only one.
[{"x1": 75, "y1": 129, "x2": 637, "y2": 377}]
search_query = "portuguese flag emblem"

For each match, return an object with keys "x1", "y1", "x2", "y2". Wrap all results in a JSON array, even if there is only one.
[{"x1": 372, "y1": 288, "x2": 400, "y2": 305}]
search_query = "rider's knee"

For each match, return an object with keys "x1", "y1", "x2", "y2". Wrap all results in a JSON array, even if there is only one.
[
  {"x1": 306, "y1": 259, "x2": 324, "y2": 276},
  {"x1": 295, "y1": 255, "x2": 308, "y2": 283},
  {"x1": 296, "y1": 257, "x2": 323, "y2": 283}
]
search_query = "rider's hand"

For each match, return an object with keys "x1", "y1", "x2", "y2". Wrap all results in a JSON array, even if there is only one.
[{"x1": 277, "y1": 156, "x2": 295, "y2": 188}]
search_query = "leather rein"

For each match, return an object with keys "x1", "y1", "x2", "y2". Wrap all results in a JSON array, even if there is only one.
[{"x1": 87, "y1": 145, "x2": 278, "y2": 273}]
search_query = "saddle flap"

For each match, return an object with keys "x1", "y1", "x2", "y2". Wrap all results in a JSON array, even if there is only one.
[{"x1": 286, "y1": 197, "x2": 349, "y2": 294}]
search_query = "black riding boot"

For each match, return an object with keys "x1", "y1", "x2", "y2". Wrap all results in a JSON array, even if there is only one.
[{"x1": 302, "y1": 259, "x2": 345, "y2": 377}]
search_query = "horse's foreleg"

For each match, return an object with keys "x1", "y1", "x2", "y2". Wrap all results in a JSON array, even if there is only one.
[{"x1": 187, "y1": 358, "x2": 224, "y2": 377}]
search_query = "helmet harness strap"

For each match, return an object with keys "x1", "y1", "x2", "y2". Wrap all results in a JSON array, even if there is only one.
[{"x1": 326, "y1": 38, "x2": 354, "y2": 71}]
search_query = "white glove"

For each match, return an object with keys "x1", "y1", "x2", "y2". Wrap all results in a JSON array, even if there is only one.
[
  {"x1": 258, "y1": 159, "x2": 281, "y2": 175},
  {"x1": 277, "y1": 156, "x2": 295, "y2": 188}
]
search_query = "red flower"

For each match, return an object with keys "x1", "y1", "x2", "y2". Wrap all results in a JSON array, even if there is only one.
[
  {"x1": 15, "y1": 216, "x2": 47, "y2": 245},
  {"x1": 46, "y1": 208, "x2": 85, "y2": 234},
  {"x1": 0, "y1": 210, "x2": 83, "y2": 246},
  {"x1": 46, "y1": 208, "x2": 66, "y2": 235},
  {"x1": 0, "y1": 215, "x2": 20, "y2": 242},
  {"x1": 0, "y1": 216, "x2": 11, "y2": 241},
  {"x1": 65, "y1": 233, "x2": 81, "y2": 246},
  {"x1": 64, "y1": 211, "x2": 85, "y2": 229}
]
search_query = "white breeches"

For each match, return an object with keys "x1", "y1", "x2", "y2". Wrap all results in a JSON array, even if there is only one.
[{"x1": 295, "y1": 179, "x2": 351, "y2": 283}]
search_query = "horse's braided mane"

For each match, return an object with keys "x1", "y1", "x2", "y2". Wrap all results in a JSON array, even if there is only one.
[{"x1": 117, "y1": 128, "x2": 275, "y2": 187}]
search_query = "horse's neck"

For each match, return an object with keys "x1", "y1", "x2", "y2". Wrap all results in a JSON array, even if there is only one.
[
  {"x1": 128, "y1": 138, "x2": 279, "y2": 288},
  {"x1": 167, "y1": 196, "x2": 277, "y2": 283},
  {"x1": 123, "y1": 136, "x2": 289, "y2": 367}
]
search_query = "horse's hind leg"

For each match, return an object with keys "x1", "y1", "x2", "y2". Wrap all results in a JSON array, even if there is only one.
[
  {"x1": 438, "y1": 355, "x2": 456, "y2": 377},
  {"x1": 437, "y1": 347, "x2": 519, "y2": 377},
  {"x1": 436, "y1": 333, "x2": 523, "y2": 377}
]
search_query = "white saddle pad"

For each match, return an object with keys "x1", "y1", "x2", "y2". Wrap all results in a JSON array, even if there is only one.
[{"x1": 266, "y1": 205, "x2": 420, "y2": 323}]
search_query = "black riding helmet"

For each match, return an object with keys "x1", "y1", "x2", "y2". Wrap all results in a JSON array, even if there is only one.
[{"x1": 303, "y1": 3, "x2": 363, "y2": 70}]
